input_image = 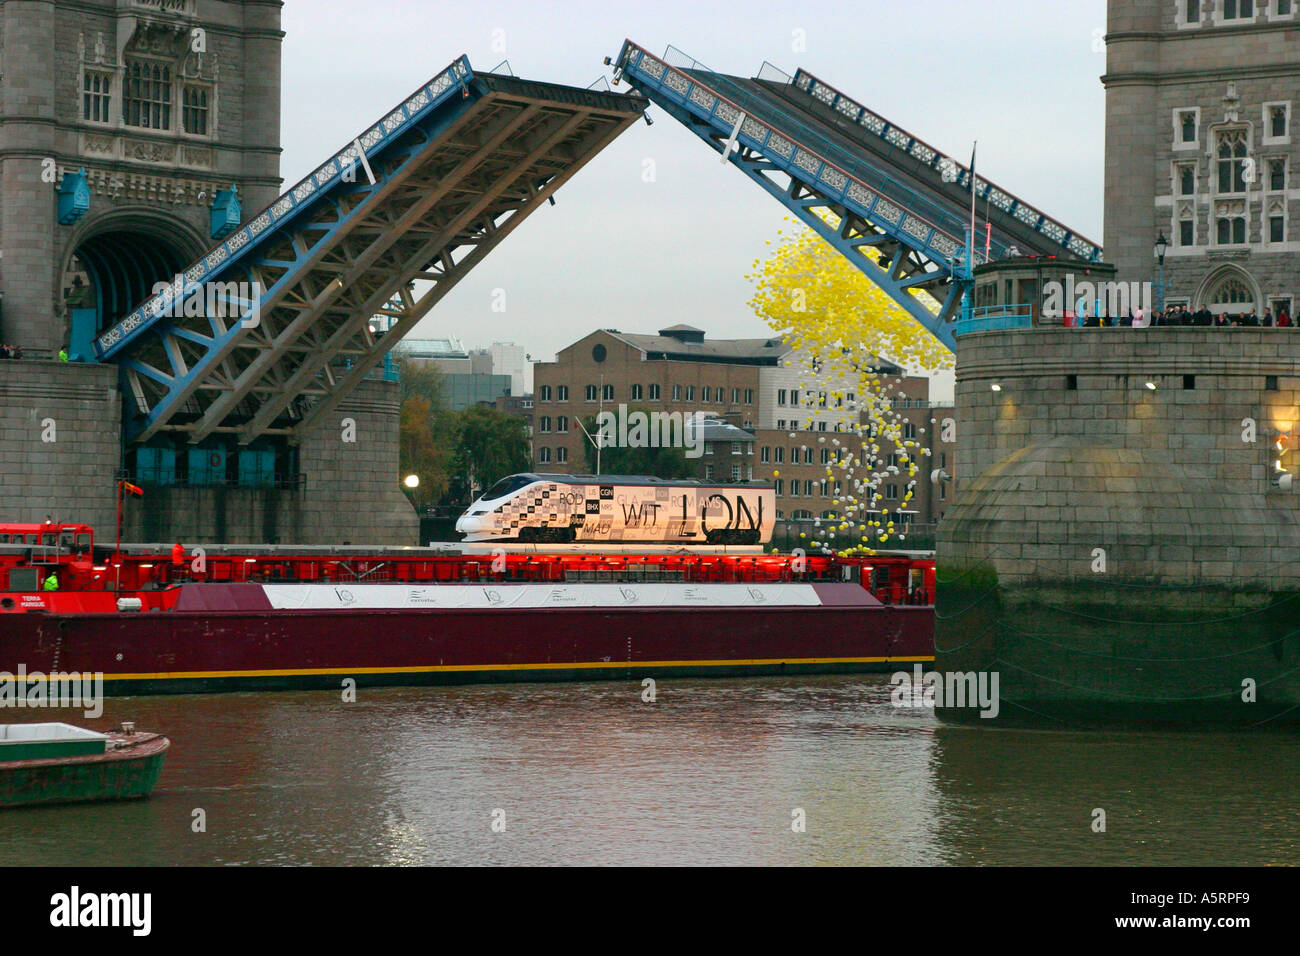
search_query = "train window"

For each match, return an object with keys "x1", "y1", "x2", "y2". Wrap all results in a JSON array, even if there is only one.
[{"x1": 483, "y1": 475, "x2": 536, "y2": 500}]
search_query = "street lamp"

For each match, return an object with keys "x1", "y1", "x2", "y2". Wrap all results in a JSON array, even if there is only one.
[
  {"x1": 403, "y1": 474, "x2": 419, "y2": 489},
  {"x1": 1154, "y1": 231, "x2": 1168, "y2": 312}
]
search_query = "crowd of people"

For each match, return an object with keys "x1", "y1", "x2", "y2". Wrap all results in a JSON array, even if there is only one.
[
  {"x1": 0, "y1": 344, "x2": 24, "y2": 359},
  {"x1": 1075, "y1": 304, "x2": 1293, "y2": 328}
]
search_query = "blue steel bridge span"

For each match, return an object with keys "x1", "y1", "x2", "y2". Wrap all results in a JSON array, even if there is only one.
[
  {"x1": 614, "y1": 42, "x2": 1102, "y2": 349},
  {"x1": 94, "y1": 43, "x2": 1101, "y2": 450},
  {"x1": 96, "y1": 59, "x2": 646, "y2": 445}
]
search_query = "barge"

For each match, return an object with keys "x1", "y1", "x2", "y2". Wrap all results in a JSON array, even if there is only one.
[{"x1": 0, "y1": 522, "x2": 934, "y2": 696}]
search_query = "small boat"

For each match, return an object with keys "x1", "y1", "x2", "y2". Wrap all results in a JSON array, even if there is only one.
[{"x1": 0, "y1": 721, "x2": 169, "y2": 808}]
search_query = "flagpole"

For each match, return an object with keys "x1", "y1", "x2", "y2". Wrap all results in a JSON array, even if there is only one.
[{"x1": 969, "y1": 141, "x2": 978, "y2": 269}]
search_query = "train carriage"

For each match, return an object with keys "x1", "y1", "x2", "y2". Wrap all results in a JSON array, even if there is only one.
[{"x1": 455, "y1": 474, "x2": 775, "y2": 545}]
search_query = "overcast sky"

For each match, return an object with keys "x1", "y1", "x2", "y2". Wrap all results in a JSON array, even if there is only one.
[{"x1": 280, "y1": 0, "x2": 1108, "y2": 400}]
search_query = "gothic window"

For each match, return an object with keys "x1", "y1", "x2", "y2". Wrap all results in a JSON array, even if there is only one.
[
  {"x1": 1177, "y1": 163, "x2": 1196, "y2": 196},
  {"x1": 1178, "y1": 110, "x2": 1198, "y2": 144},
  {"x1": 1267, "y1": 199, "x2": 1286, "y2": 243},
  {"x1": 1215, "y1": 129, "x2": 1249, "y2": 193},
  {"x1": 1216, "y1": 212, "x2": 1247, "y2": 245},
  {"x1": 1269, "y1": 159, "x2": 1287, "y2": 191},
  {"x1": 1222, "y1": 0, "x2": 1255, "y2": 18},
  {"x1": 1178, "y1": 202, "x2": 1196, "y2": 246},
  {"x1": 83, "y1": 71, "x2": 113, "y2": 123},
  {"x1": 1269, "y1": 105, "x2": 1289, "y2": 139},
  {"x1": 1208, "y1": 274, "x2": 1254, "y2": 305},
  {"x1": 182, "y1": 84, "x2": 211, "y2": 136},
  {"x1": 124, "y1": 59, "x2": 172, "y2": 130}
]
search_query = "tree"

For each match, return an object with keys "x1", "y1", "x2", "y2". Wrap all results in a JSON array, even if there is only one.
[
  {"x1": 451, "y1": 404, "x2": 532, "y2": 503},
  {"x1": 577, "y1": 411, "x2": 696, "y2": 479},
  {"x1": 398, "y1": 358, "x2": 447, "y2": 408},
  {"x1": 399, "y1": 395, "x2": 454, "y2": 507}
]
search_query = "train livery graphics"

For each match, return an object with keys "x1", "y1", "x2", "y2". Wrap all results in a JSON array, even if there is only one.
[{"x1": 455, "y1": 474, "x2": 776, "y2": 544}]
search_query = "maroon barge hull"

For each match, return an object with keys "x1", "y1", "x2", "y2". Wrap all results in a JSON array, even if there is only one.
[{"x1": 1, "y1": 582, "x2": 933, "y2": 695}]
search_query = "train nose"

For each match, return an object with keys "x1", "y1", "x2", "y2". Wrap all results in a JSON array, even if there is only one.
[{"x1": 455, "y1": 514, "x2": 479, "y2": 534}]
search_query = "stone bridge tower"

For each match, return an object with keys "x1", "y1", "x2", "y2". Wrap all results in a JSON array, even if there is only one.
[
  {"x1": 1, "y1": 0, "x2": 282, "y2": 357},
  {"x1": 1103, "y1": 0, "x2": 1299, "y2": 317},
  {"x1": 934, "y1": 0, "x2": 1300, "y2": 724},
  {"x1": 1, "y1": 1, "x2": 419, "y2": 543}
]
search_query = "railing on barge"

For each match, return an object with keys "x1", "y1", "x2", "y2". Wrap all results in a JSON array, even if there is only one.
[{"x1": 1, "y1": 541, "x2": 934, "y2": 607}]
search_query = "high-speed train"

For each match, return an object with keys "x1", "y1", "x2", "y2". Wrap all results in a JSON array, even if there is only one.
[{"x1": 455, "y1": 474, "x2": 776, "y2": 545}]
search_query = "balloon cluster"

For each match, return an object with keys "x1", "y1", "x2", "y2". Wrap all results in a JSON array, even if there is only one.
[{"x1": 746, "y1": 220, "x2": 954, "y2": 555}]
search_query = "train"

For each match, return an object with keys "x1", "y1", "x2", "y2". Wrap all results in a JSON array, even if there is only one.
[{"x1": 455, "y1": 474, "x2": 776, "y2": 545}]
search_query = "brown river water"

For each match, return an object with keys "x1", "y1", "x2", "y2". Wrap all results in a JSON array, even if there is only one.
[{"x1": 1, "y1": 675, "x2": 1295, "y2": 866}]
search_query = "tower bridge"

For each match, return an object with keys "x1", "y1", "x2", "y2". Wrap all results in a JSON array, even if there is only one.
[
  {"x1": 613, "y1": 41, "x2": 1102, "y2": 349},
  {"x1": 95, "y1": 59, "x2": 645, "y2": 445}
]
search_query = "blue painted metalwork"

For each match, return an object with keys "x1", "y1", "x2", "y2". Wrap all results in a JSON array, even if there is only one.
[
  {"x1": 617, "y1": 43, "x2": 1104, "y2": 349},
  {"x1": 96, "y1": 57, "x2": 473, "y2": 361},
  {"x1": 790, "y1": 70, "x2": 1103, "y2": 263},
  {"x1": 617, "y1": 42, "x2": 967, "y2": 349},
  {"x1": 57, "y1": 168, "x2": 91, "y2": 225},
  {"x1": 955, "y1": 303, "x2": 1034, "y2": 335},
  {"x1": 209, "y1": 186, "x2": 241, "y2": 240},
  {"x1": 94, "y1": 56, "x2": 645, "y2": 445}
]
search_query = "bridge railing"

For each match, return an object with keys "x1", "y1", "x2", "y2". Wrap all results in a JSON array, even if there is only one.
[
  {"x1": 955, "y1": 303, "x2": 1034, "y2": 336},
  {"x1": 789, "y1": 69, "x2": 1103, "y2": 263},
  {"x1": 620, "y1": 42, "x2": 967, "y2": 270},
  {"x1": 660, "y1": 46, "x2": 973, "y2": 249},
  {"x1": 95, "y1": 55, "x2": 474, "y2": 360}
]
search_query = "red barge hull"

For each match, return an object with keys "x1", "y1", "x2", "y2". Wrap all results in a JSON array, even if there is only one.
[{"x1": 1, "y1": 582, "x2": 933, "y2": 695}]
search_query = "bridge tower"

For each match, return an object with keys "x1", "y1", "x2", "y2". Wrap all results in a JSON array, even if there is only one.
[
  {"x1": 1, "y1": 0, "x2": 282, "y2": 359},
  {"x1": 1103, "y1": 0, "x2": 1299, "y2": 317},
  {"x1": 934, "y1": 1, "x2": 1300, "y2": 724}
]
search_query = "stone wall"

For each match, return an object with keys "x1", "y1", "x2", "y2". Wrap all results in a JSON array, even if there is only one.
[
  {"x1": 946, "y1": 327, "x2": 1300, "y2": 586},
  {"x1": 1103, "y1": 1, "x2": 1299, "y2": 314},
  {"x1": 0, "y1": 361, "x2": 122, "y2": 530},
  {"x1": 0, "y1": 363, "x2": 416, "y2": 545},
  {"x1": 936, "y1": 327, "x2": 1300, "y2": 721}
]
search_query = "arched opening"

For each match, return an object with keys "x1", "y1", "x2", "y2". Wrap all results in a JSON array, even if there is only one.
[
  {"x1": 62, "y1": 224, "x2": 195, "y2": 361},
  {"x1": 1197, "y1": 266, "x2": 1260, "y2": 319}
]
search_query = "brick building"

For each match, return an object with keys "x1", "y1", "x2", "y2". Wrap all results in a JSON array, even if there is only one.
[
  {"x1": 1103, "y1": 0, "x2": 1299, "y2": 317},
  {"x1": 532, "y1": 324, "x2": 955, "y2": 527}
]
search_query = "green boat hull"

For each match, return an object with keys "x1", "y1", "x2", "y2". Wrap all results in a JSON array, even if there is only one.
[{"x1": 0, "y1": 735, "x2": 169, "y2": 808}]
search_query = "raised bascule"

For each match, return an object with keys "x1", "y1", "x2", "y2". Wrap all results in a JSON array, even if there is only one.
[
  {"x1": 613, "y1": 41, "x2": 1102, "y2": 349},
  {"x1": 95, "y1": 59, "x2": 646, "y2": 446}
]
